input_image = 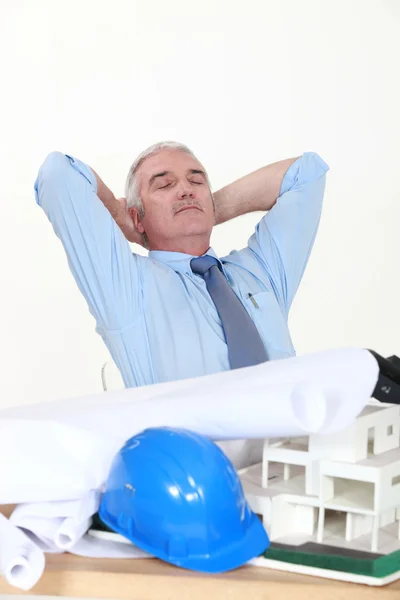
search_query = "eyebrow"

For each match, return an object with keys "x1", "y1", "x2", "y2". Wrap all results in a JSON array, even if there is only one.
[
  {"x1": 148, "y1": 171, "x2": 170, "y2": 186},
  {"x1": 189, "y1": 169, "x2": 206, "y2": 178},
  {"x1": 148, "y1": 169, "x2": 206, "y2": 187}
]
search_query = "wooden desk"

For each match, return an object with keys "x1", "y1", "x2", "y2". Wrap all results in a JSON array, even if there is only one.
[{"x1": 1, "y1": 507, "x2": 399, "y2": 599}]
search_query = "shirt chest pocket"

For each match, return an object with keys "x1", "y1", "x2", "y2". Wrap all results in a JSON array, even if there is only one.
[{"x1": 243, "y1": 291, "x2": 294, "y2": 356}]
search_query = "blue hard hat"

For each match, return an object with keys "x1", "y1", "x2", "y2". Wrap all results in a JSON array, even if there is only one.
[{"x1": 99, "y1": 427, "x2": 269, "y2": 572}]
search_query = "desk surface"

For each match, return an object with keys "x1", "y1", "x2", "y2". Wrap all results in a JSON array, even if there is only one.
[{"x1": 1, "y1": 507, "x2": 399, "y2": 600}]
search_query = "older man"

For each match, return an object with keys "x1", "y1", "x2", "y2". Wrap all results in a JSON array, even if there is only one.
[{"x1": 34, "y1": 142, "x2": 328, "y2": 388}]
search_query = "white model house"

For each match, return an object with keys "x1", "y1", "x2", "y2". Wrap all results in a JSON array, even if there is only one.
[{"x1": 239, "y1": 403, "x2": 400, "y2": 553}]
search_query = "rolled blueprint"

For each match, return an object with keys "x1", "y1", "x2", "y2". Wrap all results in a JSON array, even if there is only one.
[
  {"x1": 0, "y1": 513, "x2": 45, "y2": 591},
  {"x1": 10, "y1": 491, "x2": 101, "y2": 551},
  {"x1": 3, "y1": 496, "x2": 151, "y2": 591},
  {"x1": 0, "y1": 347, "x2": 379, "y2": 505},
  {"x1": 2, "y1": 347, "x2": 379, "y2": 437}
]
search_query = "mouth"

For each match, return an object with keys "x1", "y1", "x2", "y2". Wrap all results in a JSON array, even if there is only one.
[{"x1": 175, "y1": 205, "x2": 202, "y2": 214}]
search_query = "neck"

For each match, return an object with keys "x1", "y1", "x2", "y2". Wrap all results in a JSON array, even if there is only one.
[{"x1": 148, "y1": 235, "x2": 211, "y2": 256}]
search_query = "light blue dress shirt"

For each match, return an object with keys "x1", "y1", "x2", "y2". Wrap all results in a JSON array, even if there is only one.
[{"x1": 34, "y1": 151, "x2": 329, "y2": 389}]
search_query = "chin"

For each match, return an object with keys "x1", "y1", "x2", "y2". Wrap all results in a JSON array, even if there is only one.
[
  {"x1": 186, "y1": 219, "x2": 213, "y2": 234},
  {"x1": 177, "y1": 214, "x2": 210, "y2": 231}
]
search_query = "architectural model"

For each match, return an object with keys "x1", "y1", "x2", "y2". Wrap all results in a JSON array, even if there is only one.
[{"x1": 239, "y1": 402, "x2": 400, "y2": 584}]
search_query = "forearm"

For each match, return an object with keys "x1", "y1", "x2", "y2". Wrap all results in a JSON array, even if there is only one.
[
  {"x1": 90, "y1": 168, "x2": 120, "y2": 220},
  {"x1": 213, "y1": 156, "x2": 299, "y2": 225},
  {"x1": 90, "y1": 167, "x2": 143, "y2": 244}
]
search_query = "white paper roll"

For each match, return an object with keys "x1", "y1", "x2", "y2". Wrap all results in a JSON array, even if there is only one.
[
  {"x1": 10, "y1": 492, "x2": 102, "y2": 551},
  {"x1": 0, "y1": 514, "x2": 45, "y2": 591},
  {"x1": 0, "y1": 347, "x2": 379, "y2": 505},
  {"x1": 54, "y1": 517, "x2": 91, "y2": 550}
]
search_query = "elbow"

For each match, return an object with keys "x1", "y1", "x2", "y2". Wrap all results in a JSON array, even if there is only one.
[
  {"x1": 304, "y1": 152, "x2": 330, "y2": 175},
  {"x1": 38, "y1": 151, "x2": 71, "y2": 180},
  {"x1": 279, "y1": 152, "x2": 329, "y2": 196},
  {"x1": 37, "y1": 152, "x2": 95, "y2": 190},
  {"x1": 294, "y1": 152, "x2": 329, "y2": 187}
]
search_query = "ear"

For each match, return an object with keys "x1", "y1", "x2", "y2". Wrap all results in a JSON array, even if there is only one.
[{"x1": 129, "y1": 207, "x2": 145, "y2": 234}]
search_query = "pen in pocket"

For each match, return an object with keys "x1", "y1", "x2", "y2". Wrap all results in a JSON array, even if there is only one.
[{"x1": 248, "y1": 293, "x2": 259, "y2": 309}]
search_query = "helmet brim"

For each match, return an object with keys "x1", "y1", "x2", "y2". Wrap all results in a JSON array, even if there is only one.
[{"x1": 99, "y1": 507, "x2": 269, "y2": 573}]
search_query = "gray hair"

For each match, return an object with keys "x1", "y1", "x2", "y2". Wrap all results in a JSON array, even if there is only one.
[{"x1": 125, "y1": 141, "x2": 204, "y2": 215}]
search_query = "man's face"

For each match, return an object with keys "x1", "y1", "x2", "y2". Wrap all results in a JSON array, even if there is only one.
[{"x1": 133, "y1": 150, "x2": 215, "y2": 251}]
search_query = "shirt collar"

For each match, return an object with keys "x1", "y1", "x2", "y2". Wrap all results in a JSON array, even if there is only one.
[{"x1": 149, "y1": 247, "x2": 226, "y2": 276}]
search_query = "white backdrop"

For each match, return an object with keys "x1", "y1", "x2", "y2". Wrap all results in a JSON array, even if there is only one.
[{"x1": 0, "y1": 0, "x2": 399, "y2": 408}]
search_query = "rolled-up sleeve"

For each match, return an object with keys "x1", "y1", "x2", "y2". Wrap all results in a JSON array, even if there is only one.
[
  {"x1": 248, "y1": 152, "x2": 329, "y2": 314},
  {"x1": 34, "y1": 152, "x2": 142, "y2": 332}
]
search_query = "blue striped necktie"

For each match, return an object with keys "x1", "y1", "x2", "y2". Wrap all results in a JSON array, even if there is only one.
[{"x1": 191, "y1": 255, "x2": 269, "y2": 369}]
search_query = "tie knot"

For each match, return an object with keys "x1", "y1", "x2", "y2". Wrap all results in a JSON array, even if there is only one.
[{"x1": 190, "y1": 255, "x2": 220, "y2": 276}]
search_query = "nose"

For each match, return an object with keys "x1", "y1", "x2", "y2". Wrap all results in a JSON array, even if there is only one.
[{"x1": 177, "y1": 181, "x2": 195, "y2": 201}]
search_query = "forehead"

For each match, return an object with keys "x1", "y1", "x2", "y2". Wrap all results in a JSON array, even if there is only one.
[{"x1": 138, "y1": 150, "x2": 204, "y2": 181}]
